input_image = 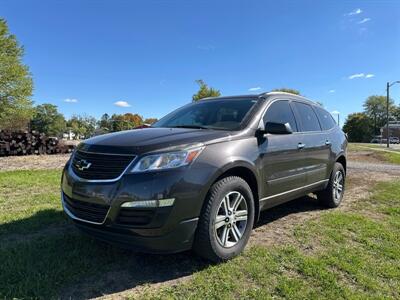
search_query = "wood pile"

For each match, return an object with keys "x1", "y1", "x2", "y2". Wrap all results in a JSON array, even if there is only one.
[{"x1": 0, "y1": 130, "x2": 76, "y2": 156}]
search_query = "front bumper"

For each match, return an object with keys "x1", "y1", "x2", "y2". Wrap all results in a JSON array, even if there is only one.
[
  {"x1": 61, "y1": 161, "x2": 214, "y2": 253},
  {"x1": 72, "y1": 216, "x2": 198, "y2": 253}
]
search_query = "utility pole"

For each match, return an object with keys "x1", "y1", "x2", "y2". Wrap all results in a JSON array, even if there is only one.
[
  {"x1": 386, "y1": 81, "x2": 400, "y2": 148},
  {"x1": 387, "y1": 82, "x2": 390, "y2": 148}
]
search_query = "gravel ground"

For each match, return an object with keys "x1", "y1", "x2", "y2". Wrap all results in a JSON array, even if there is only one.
[
  {"x1": 0, "y1": 154, "x2": 71, "y2": 172},
  {"x1": 348, "y1": 161, "x2": 400, "y2": 174}
]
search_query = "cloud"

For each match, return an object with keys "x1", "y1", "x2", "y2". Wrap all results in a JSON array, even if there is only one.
[
  {"x1": 328, "y1": 90, "x2": 336, "y2": 93},
  {"x1": 358, "y1": 18, "x2": 371, "y2": 24},
  {"x1": 347, "y1": 8, "x2": 362, "y2": 16},
  {"x1": 114, "y1": 101, "x2": 131, "y2": 107},
  {"x1": 248, "y1": 87, "x2": 261, "y2": 92},
  {"x1": 347, "y1": 73, "x2": 375, "y2": 79},
  {"x1": 348, "y1": 73, "x2": 365, "y2": 79},
  {"x1": 64, "y1": 98, "x2": 78, "y2": 103}
]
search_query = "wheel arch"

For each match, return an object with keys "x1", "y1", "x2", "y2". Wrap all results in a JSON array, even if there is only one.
[
  {"x1": 335, "y1": 154, "x2": 347, "y2": 174},
  {"x1": 208, "y1": 161, "x2": 261, "y2": 225}
]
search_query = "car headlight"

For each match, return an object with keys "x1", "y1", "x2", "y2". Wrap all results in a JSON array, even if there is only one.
[{"x1": 131, "y1": 147, "x2": 204, "y2": 173}]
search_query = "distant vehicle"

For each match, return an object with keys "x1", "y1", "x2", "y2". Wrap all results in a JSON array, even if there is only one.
[
  {"x1": 370, "y1": 135, "x2": 382, "y2": 143},
  {"x1": 390, "y1": 137, "x2": 400, "y2": 144},
  {"x1": 61, "y1": 92, "x2": 347, "y2": 262}
]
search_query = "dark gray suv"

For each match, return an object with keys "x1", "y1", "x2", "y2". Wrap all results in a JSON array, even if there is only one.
[{"x1": 61, "y1": 92, "x2": 347, "y2": 262}]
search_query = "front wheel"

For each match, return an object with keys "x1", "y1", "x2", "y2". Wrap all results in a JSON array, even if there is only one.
[
  {"x1": 193, "y1": 176, "x2": 255, "y2": 262},
  {"x1": 317, "y1": 162, "x2": 346, "y2": 208}
]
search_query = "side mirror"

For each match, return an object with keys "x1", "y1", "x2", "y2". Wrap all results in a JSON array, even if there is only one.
[{"x1": 264, "y1": 122, "x2": 293, "y2": 134}]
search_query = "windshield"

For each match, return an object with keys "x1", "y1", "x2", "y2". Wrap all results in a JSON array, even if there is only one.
[{"x1": 153, "y1": 99, "x2": 258, "y2": 131}]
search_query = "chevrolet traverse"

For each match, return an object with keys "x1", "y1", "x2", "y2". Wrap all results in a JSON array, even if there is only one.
[{"x1": 61, "y1": 92, "x2": 347, "y2": 262}]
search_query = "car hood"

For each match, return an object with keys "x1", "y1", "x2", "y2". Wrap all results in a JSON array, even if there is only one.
[{"x1": 77, "y1": 127, "x2": 235, "y2": 155}]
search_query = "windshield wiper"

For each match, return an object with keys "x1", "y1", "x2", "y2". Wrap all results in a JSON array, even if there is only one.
[{"x1": 171, "y1": 125, "x2": 210, "y2": 130}]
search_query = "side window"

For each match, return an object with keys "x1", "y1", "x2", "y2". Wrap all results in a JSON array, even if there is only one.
[
  {"x1": 292, "y1": 102, "x2": 321, "y2": 132},
  {"x1": 315, "y1": 106, "x2": 336, "y2": 130},
  {"x1": 263, "y1": 100, "x2": 298, "y2": 132}
]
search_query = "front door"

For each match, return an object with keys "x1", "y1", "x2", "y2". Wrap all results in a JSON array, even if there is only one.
[{"x1": 259, "y1": 100, "x2": 309, "y2": 208}]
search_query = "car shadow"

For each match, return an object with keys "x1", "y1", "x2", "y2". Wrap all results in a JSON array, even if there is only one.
[
  {"x1": 255, "y1": 194, "x2": 325, "y2": 228},
  {"x1": 1, "y1": 195, "x2": 326, "y2": 299}
]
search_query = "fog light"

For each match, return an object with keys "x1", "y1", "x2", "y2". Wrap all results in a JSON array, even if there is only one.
[{"x1": 121, "y1": 198, "x2": 175, "y2": 208}]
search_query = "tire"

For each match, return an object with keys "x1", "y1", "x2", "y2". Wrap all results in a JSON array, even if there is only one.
[
  {"x1": 193, "y1": 176, "x2": 255, "y2": 262},
  {"x1": 317, "y1": 162, "x2": 346, "y2": 208}
]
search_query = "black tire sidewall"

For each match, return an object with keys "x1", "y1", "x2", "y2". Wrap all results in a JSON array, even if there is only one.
[
  {"x1": 207, "y1": 177, "x2": 254, "y2": 260},
  {"x1": 329, "y1": 163, "x2": 346, "y2": 207}
]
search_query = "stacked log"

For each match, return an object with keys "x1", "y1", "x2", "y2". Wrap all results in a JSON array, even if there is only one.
[{"x1": 0, "y1": 130, "x2": 76, "y2": 156}]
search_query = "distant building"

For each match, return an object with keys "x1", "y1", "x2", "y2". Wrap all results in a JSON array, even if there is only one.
[
  {"x1": 63, "y1": 129, "x2": 85, "y2": 140},
  {"x1": 381, "y1": 121, "x2": 400, "y2": 139}
]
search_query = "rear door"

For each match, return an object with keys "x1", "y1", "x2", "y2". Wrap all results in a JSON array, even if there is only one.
[
  {"x1": 314, "y1": 105, "x2": 339, "y2": 177},
  {"x1": 259, "y1": 100, "x2": 308, "y2": 204},
  {"x1": 291, "y1": 102, "x2": 331, "y2": 185}
]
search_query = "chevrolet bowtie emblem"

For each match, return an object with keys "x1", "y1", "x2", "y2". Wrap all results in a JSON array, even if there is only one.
[{"x1": 75, "y1": 159, "x2": 92, "y2": 171}]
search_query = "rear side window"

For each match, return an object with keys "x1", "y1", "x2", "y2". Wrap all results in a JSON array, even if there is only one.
[
  {"x1": 263, "y1": 100, "x2": 298, "y2": 132},
  {"x1": 292, "y1": 102, "x2": 321, "y2": 132},
  {"x1": 315, "y1": 106, "x2": 336, "y2": 130}
]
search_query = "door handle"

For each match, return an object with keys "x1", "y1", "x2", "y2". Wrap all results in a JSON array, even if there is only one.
[
  {"x1": 297, "y1": 143, "x2": 305, "y2": 149},
  {"x1": 325, "y1": 140, "x2": 331, "y2": 146}
]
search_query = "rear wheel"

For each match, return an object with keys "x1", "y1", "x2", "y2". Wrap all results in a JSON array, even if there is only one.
[
  {"x1": 317, "y1": 162, "x2": 345, "y2": 208},
  {"x1": 193, "y1": 176, "x2": 255, "y2": 262}
]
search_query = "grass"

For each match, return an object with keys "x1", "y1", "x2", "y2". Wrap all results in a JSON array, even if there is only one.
[
  {"x1": 382, "y1": 152, "x2": 400, "y2": 164},
  {"x1": 132, "y1": 181, "x2": 400, "y2": 300},
  {"x1": 348, "y1": 143, "x2": 400, "y2": 152},
  {"x1": 0, "y1": 170, "x2": 399, "y2": 298},
  {"x1": 0, "y1": 170, "x2": 66, "y2": 236},
  {"x1": 348, "y1": 142, "x2": 400, "y2": 164}
]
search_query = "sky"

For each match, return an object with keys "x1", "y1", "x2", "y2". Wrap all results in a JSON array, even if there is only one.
[{"x1": 1, "y1": 0, "x2": 400, "y2": 124}]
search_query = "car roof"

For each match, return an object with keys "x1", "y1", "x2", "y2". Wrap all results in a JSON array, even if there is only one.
[{"x1": 200, "y1": 91, "x2": 320, "y2": 106}]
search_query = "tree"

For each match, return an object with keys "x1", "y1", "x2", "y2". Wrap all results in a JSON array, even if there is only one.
[
  {"x1": 192, "y1": 80, "x2": 221, "y2": 101},
  {"x1": 271, "y1": 88, "x2": 301, "y2": 95},
  {"x1": 110, "y1": 113, "x2": 143, "y2": 131},
  {"x1": 144, "y1": 118, "x2": 158, "y2": 125},
  {"x1": 0, "y1": 19, "x2": 34, "y2": 130},
  {"x1": 98, "y1": 113, "x2": 112, "y2": 131},
  {"x1": 343, "y1": 112, "x2": 374, "y2": 142},
  {"x1": 392, "y1": 105, "x2": 400, "y2": 121},
  {"x1": 363, "y1": 95, "x2": 396, "y2": 135},
  {"x1": 67, "y1": 114, "x2": 97, "y2": 139},
  {"x1": 31, "y1": 104, "x2": 66, "y2": 136}
]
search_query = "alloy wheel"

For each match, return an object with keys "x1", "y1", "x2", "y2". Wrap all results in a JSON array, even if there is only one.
[
  {"x1": 332, "y1": 170, "x2": 344, "y2": 202},
  {"x1": 214, "y1": 191, "x2": 248, "y2": 248}
]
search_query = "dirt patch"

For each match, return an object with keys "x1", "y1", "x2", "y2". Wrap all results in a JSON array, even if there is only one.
[
  {"x1": 0, "y1": 154, "x2": 71, "y2": 171},
  {"x1": 347, "y1": 151, "x2": 386, "y2": 164},
  {"x1": 249, "y1": 168, "x2": 395, "y2": 249}
]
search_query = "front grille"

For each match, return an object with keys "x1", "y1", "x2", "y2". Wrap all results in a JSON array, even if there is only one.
[
  {"x1": 71, "y1": 150, "x2": 135, "y2": 180},
  {"x1": 116, "y1": 208, "x2": 155, "y2": 226},
  {"x1": 63, "y1": 193, "x2": 109, "y2": 223}
]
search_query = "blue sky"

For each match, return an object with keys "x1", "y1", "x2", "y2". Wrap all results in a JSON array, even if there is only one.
[{"x1": 1, "y1": 0, "x2": 399, "y2": 123}]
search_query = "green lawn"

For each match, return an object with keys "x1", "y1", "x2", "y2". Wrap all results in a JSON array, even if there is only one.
[
  {"x1": 134, "y1": 181, "x2": 400, "y2": 300},
  {"x1": 0, "y1": 170, "x2": 399, "y2": 299},
  {"x1": 348, "y1": 143, "x2": 400, "y2": 164}
]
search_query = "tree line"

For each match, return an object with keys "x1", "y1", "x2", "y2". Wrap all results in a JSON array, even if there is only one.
[
  {"x1": 343, "y1": 96, "x2": 400, "y2": 142},
  {"x1": 29, "y1": 103, "x2": 159, "y2": 138}
]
